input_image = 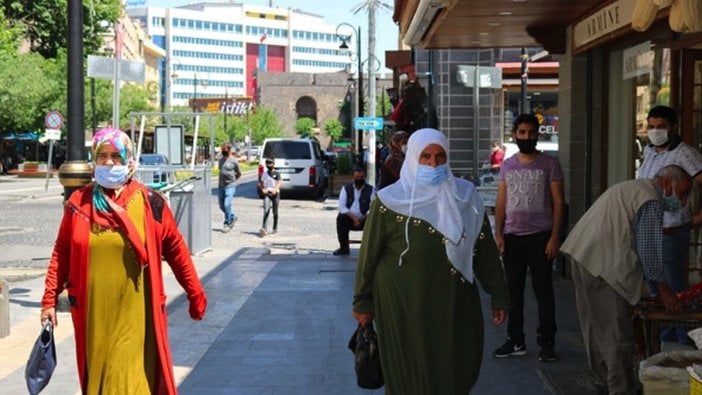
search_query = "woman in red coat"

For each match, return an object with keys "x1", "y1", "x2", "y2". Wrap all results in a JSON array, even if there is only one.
[{"x1": 40, "y1": 128, "x2": 207, "y2": 394}]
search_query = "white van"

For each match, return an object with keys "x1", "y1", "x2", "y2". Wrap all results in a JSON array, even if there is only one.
[{"x1": 258, "y1": 138, "x2": 328, "y2": 198}]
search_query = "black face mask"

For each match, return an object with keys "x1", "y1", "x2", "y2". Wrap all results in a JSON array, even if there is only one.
[
  {"x1": 515, "y1": 138, "x2": 538, "y2": 154},
  {"x1": 266, "y1": 165, "x2": 274, "y2": 171},
  {"x1": 354, "y1": 179, "x2": 365, "y2": 188}
]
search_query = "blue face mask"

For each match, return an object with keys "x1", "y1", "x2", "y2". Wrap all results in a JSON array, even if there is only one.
[
  {"x1": 661, "y1": 190, "x2": 683, "y2": 212},
  {"x1": 415, "y1": 164, "x2": 449, "y2": 186},
  {"x1": 94, "y1": 165, "x2": 130, "y2": 189}
]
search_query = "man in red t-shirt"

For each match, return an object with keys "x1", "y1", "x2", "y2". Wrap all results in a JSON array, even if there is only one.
[{"x1": 489, "y1": 141, "x2": 505, "y2": 173}]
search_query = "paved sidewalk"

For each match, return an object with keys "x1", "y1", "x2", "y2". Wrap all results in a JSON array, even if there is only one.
[{"x1": 0, "y1": 242, "x2": 599, "y2": 394}]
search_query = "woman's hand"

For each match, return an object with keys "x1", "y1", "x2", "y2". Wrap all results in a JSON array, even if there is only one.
[
  {"x1": 353, "y1": 311, "x2": 373, "y2": 327},
  {"x1": 41, "y1": 307, "x2": 57, "y2": 327},
  {"x1": 492, "y1": 309, "x2": 507, "y2": 326}
]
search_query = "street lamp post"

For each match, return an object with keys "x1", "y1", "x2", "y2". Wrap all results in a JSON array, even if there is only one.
[
  {"x1": 193, "y1": 72, "x2": 198, "y2": 113},
  {"x1": 336, "y1": 23, "x2": 363, "y2": 163},
  {"x1": 60, "y1": 0, "x2": 92, "y2": 201},
  {"x1": 160, "y1": 57, "x2": 181, "y2": 113}
]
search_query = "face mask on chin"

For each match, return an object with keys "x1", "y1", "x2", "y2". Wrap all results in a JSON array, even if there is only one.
[
  {"x1": 515, "y1": 138, "x2": 538, "y2": 154},
  {"x1": 647, "y1": 128, "x2": 670, "y2": 146}
]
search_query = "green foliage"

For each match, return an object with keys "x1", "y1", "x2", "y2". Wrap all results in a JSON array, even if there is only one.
[
  {"x1": 376, "y1": 93, "x2": 393, "y2": 117},
  {"x1": 4, "y1": 0, "x2": 121, "y2": 58},
  {"x1": 294, "y1": 117, "x2": 316, "y2": 138},
  {"x1": 324, "y1": 118, "x2": 344, "y2": 142},
  {"x1": 0, "y1": 7, "x2": 21, "y2": 56},
  {"x1": 85, "y1": 80, "x2": 157, "y2": 130},
  {"x1": 205, "y1": 106, "x2": 283, "y2": 146},
  {"x1": 0, "y1": 53, "x2": 62, "y2": 133},
  {"x1": 249, "y1": 106, "x2": 283, "y2": 144},
  {"x1": 117, "y1": 84, "x2": 155, "y2": 128},
  {"x1": 335, "y1": 152, "x2": 354, "y2": 175}
]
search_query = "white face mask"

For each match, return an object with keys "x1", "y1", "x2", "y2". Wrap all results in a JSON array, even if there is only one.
[
  {"x1": 401, "y1": 145, "x2": 407, "y2": 154},
  {"x1": 647, "y1": 128, "x2": 669, "y2": 146}
]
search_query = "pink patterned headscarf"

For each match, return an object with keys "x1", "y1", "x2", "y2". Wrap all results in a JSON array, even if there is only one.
[
  {"x1": 91, "y1": 128, "x2": 137, "y2": 213},
  {"x1": 91, "y1": 128, "x2": 135, "y2": 166}
]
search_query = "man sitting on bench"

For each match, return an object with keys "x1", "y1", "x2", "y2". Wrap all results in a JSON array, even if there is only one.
[{"x1": 333, "y1": 167, "x2": 375, "y2": 256}]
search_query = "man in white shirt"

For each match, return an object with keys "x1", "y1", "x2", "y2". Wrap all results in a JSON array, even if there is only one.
[
  {"x1": 637, "y1": 105, "x2": 702, "y2": 343},
  {"x1": 334, "y1": 167, "x2": 375, "y2": 255}
]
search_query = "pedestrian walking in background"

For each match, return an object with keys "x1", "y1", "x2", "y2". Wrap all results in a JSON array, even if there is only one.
[
  {"x1": 561, "y1": 165, "x2": 690, "y2": 394},
  {"x1": 489, "y1": 141, "x2": 505, "y2": 173},
  {"x1": 637, "y1": 105, "x2": 702, "y2": 344},
  {"x1": 333, "y1": 167, "x2": 374, "y2": 255},
  {"x1": 259, "y1": 157, "x2": 281, "y2": 236},
  {"x1": 40, "y1": 128, "x2": 207, "y2": 395},
  {"x1": 377, "y1": 130, "x2": 409, "y2": 190},
  {"x1": 352, "y1": 128, "x2": 509, "y2": 393},
  {"x1": 493, "y1": 113, "x2": 564, "y2": 362},
  {"x1": 218, "y1": 142, "x2": 241, "y2": 233}
]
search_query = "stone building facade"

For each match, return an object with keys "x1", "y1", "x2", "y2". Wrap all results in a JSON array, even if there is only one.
[{"x1": 253, "y1": 71, "x2": 350, "y2": 149}]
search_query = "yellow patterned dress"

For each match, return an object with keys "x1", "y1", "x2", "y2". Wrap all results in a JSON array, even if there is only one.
[{"x1": 86, "y1": 192, "x2": 156, "y2": 394}]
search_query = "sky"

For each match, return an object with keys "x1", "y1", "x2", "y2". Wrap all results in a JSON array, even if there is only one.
[{"x1": 139, "y1": 0, "x2": 399, "y2": 76}]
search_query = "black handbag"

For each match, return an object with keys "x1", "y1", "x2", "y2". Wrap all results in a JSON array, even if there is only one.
[
  {"x1": 25, "y1": 321, "x2": 57, "y2": 395},
  {"x1": 348, "y1": 322, "x2": 384, "y2": 389}
]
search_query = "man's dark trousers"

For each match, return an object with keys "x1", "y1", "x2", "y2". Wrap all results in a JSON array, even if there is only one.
[
  {"x1": 336, "y1": 214, "x2": 365, "y2": 252},
  {"x1": 503, "y1": 231, "x2": 557, "y2": 345}
]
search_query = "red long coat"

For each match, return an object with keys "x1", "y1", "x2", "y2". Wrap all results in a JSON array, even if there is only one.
[{"x1": 41, "y1": 181, "x2": 207, "y2": 394}]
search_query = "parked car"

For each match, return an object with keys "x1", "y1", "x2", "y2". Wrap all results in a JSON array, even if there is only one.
[
  {"x1": 138, "y1": 153, "x2": 171, "y2": 184},
  {"x1": 258, "y1": 138, "x2": 329, "y2": 198},
  {"x1": 240, "y1": 145, "x2": 261, "y2": 161}
]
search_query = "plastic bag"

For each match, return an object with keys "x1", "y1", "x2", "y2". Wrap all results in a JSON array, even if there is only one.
[
  {"x1": 348, "y1": 323, "x2": 384, "y2": 389},
  {"x1": 25, "y1": 321, "x2": 57, "y2": 395}
]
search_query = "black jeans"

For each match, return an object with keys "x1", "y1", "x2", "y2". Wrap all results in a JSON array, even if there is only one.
[
  {"x1": 262, "y1": 193, "x2": 279, "y2": 230},
  {"x1": 503, "y1": 231, "x2": 557, "y2": 345},
  {"x1": 336, "y1": 213, "x2": 365, "y2": 251}
]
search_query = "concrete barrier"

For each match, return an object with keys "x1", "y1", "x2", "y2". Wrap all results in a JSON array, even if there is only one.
[{"x1": 0, "y1": 278, "x2": 9, "y2": 338}]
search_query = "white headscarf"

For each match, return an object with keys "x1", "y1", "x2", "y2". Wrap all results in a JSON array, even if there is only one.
[{"x1": 377, "y1": 128, "x2": 485, "y2": 282}]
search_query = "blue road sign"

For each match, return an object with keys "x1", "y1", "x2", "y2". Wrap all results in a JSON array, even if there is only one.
[{"x1": 354, "y1": 117, "x2": 384, "y2": 131}]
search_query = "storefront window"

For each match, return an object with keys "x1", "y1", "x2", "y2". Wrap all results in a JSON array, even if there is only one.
[
  {"x1": 607, "y1": 39, "x2": 671, "y2": 185},
  {"x1": 503, "y1": 89, "x2": 559, "y2": 144}
]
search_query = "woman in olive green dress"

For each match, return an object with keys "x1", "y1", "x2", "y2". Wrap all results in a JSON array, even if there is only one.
[{"x1": 352, "y1": 128, "x2": 509, "y2": 394}]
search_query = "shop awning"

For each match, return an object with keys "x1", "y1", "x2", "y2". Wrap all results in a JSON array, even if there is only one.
[
  {"x1": 394, "y1": 0, "x2": 604, "y2": 53},
  {"x1": 0, "y1": 132, "x2": 40, "y2": 140}
]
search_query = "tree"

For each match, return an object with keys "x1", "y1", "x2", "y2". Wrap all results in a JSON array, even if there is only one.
[
  {"x1": 3, "y1": 0, "x2": 121, "y2": 59},
  {"x1": 88, "y1": 81, "x2": 156, "y2": 130},
  {"x1": 0, "y1": 53, "x2": 62, "y2": 133},
  {"x1": 0, "y1": 6, "x2": 21, "y2": 56},
  {"x1": 295, "y1": 117, "x2": 316, "y2": 138},
  {"x1": 249, "y1": 107, "x2": 283, "y2": 144},
  {"x1": 376, "y1": 92, "x2": 392, "y2": 117},
  {"x1": 324, "y1": 119, "x2": 344, "y2": 143}
]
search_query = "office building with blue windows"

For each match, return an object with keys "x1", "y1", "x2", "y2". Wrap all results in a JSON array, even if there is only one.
[{"x1": 127, "y1": 2, "x2": 352, "y2": 110}]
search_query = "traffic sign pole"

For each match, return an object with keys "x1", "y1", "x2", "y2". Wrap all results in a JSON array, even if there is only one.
[{"x1": 45, "y1": 140, "x2": 54, "y2": 192}]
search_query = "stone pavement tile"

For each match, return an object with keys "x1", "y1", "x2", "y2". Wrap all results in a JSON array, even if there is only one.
[
  {"x1": 179, "y1": 254, "x2": 362, "y2": 393},
  {"x1": 181, "y1": 386, "x2": 276, "y2": 395}
]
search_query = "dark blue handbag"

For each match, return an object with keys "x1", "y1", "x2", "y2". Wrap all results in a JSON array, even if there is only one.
[{"x1": 25, "y1": 321, "x2": 56, "y2": 395}]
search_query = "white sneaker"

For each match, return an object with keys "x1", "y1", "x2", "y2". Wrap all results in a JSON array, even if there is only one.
[{"x1": 259, "y1": 228, "x2": 267, "y2": 236}]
